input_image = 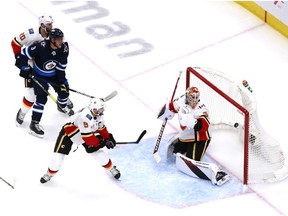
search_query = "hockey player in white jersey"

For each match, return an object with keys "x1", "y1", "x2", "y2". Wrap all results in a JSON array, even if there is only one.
[
  {"x1": 12, "y1": 14, "x2": 73, "y2": 127},
  {"x1": 12, "y1": 14, "x2": 54, "y2": 126},
  {"x1": 158, "y1": 86, "x2": 230, "y2": 186},
  {"x1": 40, "y1": 97, "x2": 120, "y2": 184}
]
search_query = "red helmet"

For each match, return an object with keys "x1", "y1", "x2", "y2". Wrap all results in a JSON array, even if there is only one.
[{"x1": 186, "y1": 86, "x2": 200, "y2": 104}]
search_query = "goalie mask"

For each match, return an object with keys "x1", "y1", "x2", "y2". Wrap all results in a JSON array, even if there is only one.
[
  {"x1": 186, "y1": 86, "x2": 200, "y2": 107},
  {"x1": 88, "y1": 98, "x2": 106, "y2": 117}
]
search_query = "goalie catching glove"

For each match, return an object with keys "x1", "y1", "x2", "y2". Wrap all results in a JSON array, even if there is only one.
[{"x1": 157, "y1": 101, "x2": 175, "y2": 121}]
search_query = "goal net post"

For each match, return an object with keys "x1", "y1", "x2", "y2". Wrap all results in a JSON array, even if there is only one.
[{"x1": 186, "y1": 67, "x2": 288, "y2": 184}]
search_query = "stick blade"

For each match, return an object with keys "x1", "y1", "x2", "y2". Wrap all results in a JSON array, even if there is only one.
[
  {"x1": 153, "y1": 152, "x2": 161, "y2": 163},
  {"x1": 136, "y1": 130, "x2": 147, "y2": 143},
  {"x1": 103, "y1": 90, "x2": 118, "y2": 102}
]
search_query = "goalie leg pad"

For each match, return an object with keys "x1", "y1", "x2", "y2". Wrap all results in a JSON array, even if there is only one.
[
  {"x1": 166, "y1": 135, "x2": 178, "y2": 162},
  {"x1": 176, "y1": 153, "x2": 211, "y2": 181},
  {"x1": 176, "y1": 153, "x2": 230, "y2": 186}
]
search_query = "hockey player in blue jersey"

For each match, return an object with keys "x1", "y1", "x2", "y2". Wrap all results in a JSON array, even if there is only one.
[{"x1": 17, "y1": 28, "x2": 74, "y2": 138}]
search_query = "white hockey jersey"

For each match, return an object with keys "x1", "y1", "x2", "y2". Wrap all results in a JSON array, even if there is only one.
[
  {"x1": 64, "y1": 107, "x2": 108, "y2": 146},
  {"x1": 172, "y1": 96, "x2": 210, "y2": 141},
  {"x1": 11, "y1": 26, "x2": 46, "y2": 56}
]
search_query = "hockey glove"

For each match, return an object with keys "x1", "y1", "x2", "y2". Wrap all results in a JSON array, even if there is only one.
[
  {"x1": 60, "y1": 83, "x2": 69, "y2": 93},
  {"x1": 98, "y1": 139, "x2": 115, "y2": 149},
  {"x1": 15, "y1": 53, "x2": 21, "y2": 68},
  {"x1": 19, "y1": 66, "x2": 32, "y2": 79},
  {"x1": 157, "y1": 102, "x2": 175, "y2": 121},
  {"x1": 105, "y1": 140, "x2": 116, "y2": 149},
  {"x1": 99, "y1": 140, "x2": 116, "y2": 149}
]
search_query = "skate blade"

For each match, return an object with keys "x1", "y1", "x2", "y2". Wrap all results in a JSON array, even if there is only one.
[{"x1": 29, "y1": 130, "x2": 44, "y2": 138}]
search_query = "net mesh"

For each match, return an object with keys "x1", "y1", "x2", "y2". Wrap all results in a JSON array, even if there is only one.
[{"x1": 187, "y1": 67, "x2": 288, "y2": 184}]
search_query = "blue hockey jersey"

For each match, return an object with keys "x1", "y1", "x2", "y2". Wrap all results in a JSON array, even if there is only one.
[{"x1": 19, "y1": 39, "x2": 69, "y2": 83}]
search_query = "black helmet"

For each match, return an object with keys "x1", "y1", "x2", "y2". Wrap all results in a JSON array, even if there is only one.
[{"x1": 49, "y1": 28, "x2": 64, "y2": 39}]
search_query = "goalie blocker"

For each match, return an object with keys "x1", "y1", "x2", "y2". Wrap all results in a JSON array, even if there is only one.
[{"x1": 175, "y1": 153, "x2": 230, "y2": 186}]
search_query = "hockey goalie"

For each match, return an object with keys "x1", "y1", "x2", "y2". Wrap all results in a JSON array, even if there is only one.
[{"x1": 157, "y1": 86, "x2": 230, "y2": 186}]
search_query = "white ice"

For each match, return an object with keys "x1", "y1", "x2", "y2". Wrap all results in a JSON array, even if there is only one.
[{"x1": 1, "y1": 1, "x2": 288, "y2": 215}]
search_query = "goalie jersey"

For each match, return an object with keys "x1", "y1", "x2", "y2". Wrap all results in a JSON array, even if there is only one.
[{"x1": 170, "y1": 95, "x2": 211, "y2": 142}]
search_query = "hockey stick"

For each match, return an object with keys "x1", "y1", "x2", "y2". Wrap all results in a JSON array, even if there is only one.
[
  {"x1": 31, "y1": 76, "x2": 57, "y2": 103},
  {"x1": 102, "y1": 90, "x2": 118, "y2": 102},
  {"x1": 30, "y1": 76, "x2": 69, "y2": 114},
  {"x1": 0, "y1": 176, "x2": 14, "y2": 189},
  {"x1": 31, "y1": 76, "x2": 118, "y2": 102},
  {"x1": 69, "y1": 89, "x2": 118, "y2": 102},
  {"x1": 153, "y1": 71, "x2": 183, "y2": 163},
  {"x1": 116, "y1": 130, "x2": 147, "y2": 144}
]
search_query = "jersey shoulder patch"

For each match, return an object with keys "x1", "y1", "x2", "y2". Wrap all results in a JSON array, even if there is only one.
[
  {"x1": 28, "y1": 28, "x2": 35, "y2": 34},
  {"x1": 85, "y1": 113, "x2": 93, "y2": 120}
]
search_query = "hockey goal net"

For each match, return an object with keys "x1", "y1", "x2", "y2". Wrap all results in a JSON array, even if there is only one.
[{"x1": 186, "y1": 67, "x2": 288, "y2": 184}]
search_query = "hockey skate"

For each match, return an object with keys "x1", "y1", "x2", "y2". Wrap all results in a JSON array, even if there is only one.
[
  {"x1": 29, "y1": 120, "x2": 44, "y2": 138},
  {"x1": 215, "y1": 171, "x2": 230, "y2": 186},
  {"x1": 40, "y1": 173, "x2": 53, "y2": 184},
  {"x1": 67, "y1": 98, "x2": 74, "y2": 109},
  {"x1": 16, "y1": 108, "x2": 26, "y2": 126},
  {"x1": 110, "y1": 166, "x2": 121, "y2": 179},
  {"x1": 57, "y1": 104, "x2": 74, "y2": 116}
]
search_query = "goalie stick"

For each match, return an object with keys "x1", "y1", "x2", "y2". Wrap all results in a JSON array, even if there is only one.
[
  {"x1": 153, "y1": 71, "x2": 183, "y2": 163},
  {"x1": 116, "y1": 130, "x2": 147, "y2": 144}
]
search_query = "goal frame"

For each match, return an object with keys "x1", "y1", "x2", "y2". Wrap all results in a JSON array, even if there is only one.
[{"x1": 186, "y1": 67, "x2": 250, "y2": 184}]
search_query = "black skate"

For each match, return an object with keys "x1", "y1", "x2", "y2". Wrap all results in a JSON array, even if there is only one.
[
  {"x1": 110, "y1": 166, "x2": 121, "y2": 179},
  {"x1": 16, "y1": 108, "x2": 26, "y2": 126},
  {"x1": 29, "y1": 120, "x2": 44, "y2": 138},
  {"x1": 67, "y1": 98, "x2": 74, "y2": 109},
  {"x1": 57, "y1": 104, "x2": 74, "y2": 116},
  {"x1": 40, "y1": 173, "x2": 53, "y2": 184},
  {"x1": 215, "y1": 171, "x2": 230, "y2": 186}
]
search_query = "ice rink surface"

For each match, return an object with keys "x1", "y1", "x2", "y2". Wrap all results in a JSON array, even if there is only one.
[{"x1": 1, "y1": 1, "x2": 288, "y2": 215}]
